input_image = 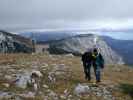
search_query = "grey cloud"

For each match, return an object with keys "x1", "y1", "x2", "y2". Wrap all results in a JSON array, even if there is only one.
[{"x1": 0, "y1": 0, "x2": 133, "y2": 30}]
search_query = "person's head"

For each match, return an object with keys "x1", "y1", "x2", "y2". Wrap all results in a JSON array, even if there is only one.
[{"x1": 93, "y1": 48, "x2": 98, "y2": 55}]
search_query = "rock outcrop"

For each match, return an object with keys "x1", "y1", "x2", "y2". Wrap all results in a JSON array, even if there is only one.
[
  {"x1": 49, "y1": 34, "x2": 124, "y2": 65},
  {"x1": 0, "y1": 30, "x2": 34, "y2": 53}
]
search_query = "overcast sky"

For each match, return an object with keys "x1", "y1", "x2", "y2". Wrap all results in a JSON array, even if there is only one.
[{"x1": 0, "y1": 0, "x2": 133, "y2": 34}]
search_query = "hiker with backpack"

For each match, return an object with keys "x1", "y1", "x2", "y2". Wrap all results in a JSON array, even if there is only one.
[{"x1": 82, "y1": 48, "x2": 104, "y2": 83}]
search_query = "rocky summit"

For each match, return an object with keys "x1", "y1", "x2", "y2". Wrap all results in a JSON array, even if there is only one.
[
  {"x1": 48, "y1": 34, "x2": 124, "y2": 65},
  {"x1": 0, "y1": 53, "x2": 132, "y2": 100},
  {"x1": 0, "y1": 31, "x2": 34, "y2": 53}
]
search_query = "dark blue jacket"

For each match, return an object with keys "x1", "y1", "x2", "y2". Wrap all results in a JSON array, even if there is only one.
[{"x1": 92, "y1": 53, "x2": 104, "y2": 68}]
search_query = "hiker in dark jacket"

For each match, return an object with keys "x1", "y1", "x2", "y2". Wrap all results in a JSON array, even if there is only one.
[
  {"x1": 82, "y1": 50, "x2": 92, "y2": 81},
  {"x1": 92, "y1": 48, "x2": 104, "y2": 83}
]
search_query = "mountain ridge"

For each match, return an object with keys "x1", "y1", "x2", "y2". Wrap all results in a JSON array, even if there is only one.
[
  {"x1": 19, "y1": 31, "x2": 133, "y2": 65},
  {"x1": 0, "y1": 30, "x2": 34, "y2": 53},
  {"x1": 48, "y1": 34, "x2": 124, "y2": 65}
]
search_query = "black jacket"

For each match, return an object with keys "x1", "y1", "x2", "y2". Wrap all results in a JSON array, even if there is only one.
[{"x1": 82, "y1": 52, "x2": 92, "y2": 63}]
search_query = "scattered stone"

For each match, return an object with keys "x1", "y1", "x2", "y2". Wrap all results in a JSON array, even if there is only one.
[
  {"x1": 64, "y1": 89, "x2": 68, "y2": 94},
  {"x1": 74, "y1": 84, "x2": 90, "y2": 95},
  {"x1": 14, "y1": 96, "x2": 22, "y2": 100},
  {"x1": 2, "y1": 83, "x2": 10, "y2": 88},
  {"x1": 47, "y1": 89, "x2": 51, "y2": 93},
  {"x1": 43, "y1": 96, "x2": 49, "y2": 100},
  {"x1": 48, "y1": 72, "x2": 56, "y2": 83},
  {"x1": 14, "y1": 70, "x2": 42, "y2": 89},
  {"x1": 19, "y1": 92, "x2": 35, "y2": 98},
  {"x1": 42, "y1": 63, "x2": 48, "y2": 68},
  {"x1": 68, "y1": 95, "x2": 72, "y2": 98},
  {"x1": 15, "y1": 73, "x2": 31, "y2": 89},
  {"x1": 48, "y1": 64, "x2": 71, "y2": 83},
  {"x1": 0, "y1": 91, "x2": 14, "y2": 99},
  {"x1": 95, "y1": 92, "x2": 102, "y2": 97},
  {"x1": 64, "y1": 89, "x2": 69, "y2": 96},
  {"x1": 33, "y1": 83, "x2": 38, "y2": 91},
  {"x1": 73, "y1": 83, "x2": 116, "y2": 100},
  {"x1": 60, "y1": 95, "x2": 66, "y2": 99},
  {"x1": 65, "y1": 54, "x2": 74, "y2": 57},
  {"x1": 42, "y1": 69, "x2": 47, "y2": 71},
  {"x1": 48, "y1": 91, "x2": 58, "y2": 100},
  {"x1": 31, "y1": 70, "x2": 43, "y2": 78},
  {"x1": 4, "y1": 75, "x2": 12, "y2": 80},
  {"x1": 43, "y1": 84, "x2": 49, "y2": 89}
]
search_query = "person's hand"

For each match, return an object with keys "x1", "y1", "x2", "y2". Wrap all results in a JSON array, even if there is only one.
[{"x1": 101, "y1": 65, "x2": 104, "y2": 69}]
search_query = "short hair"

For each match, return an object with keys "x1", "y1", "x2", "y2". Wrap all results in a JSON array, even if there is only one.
[{"x1": 93, "y1": 48, "x2": 98, "y2": 52}]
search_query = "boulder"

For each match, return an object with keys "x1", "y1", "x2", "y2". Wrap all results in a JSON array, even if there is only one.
[
  {"x1": 74, "y1": 84, "x2": 90, "y2": 95},
  {"x1": 15, "y1": 70, "x2": 42, "y2": 89}
]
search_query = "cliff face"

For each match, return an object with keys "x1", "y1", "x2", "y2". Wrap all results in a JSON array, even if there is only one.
[
  {"x1": 49, "y1": 34, "x2": 124, "y2": 65},
  {"x1": 102, "y1": 36, "x2": 133, "y2": 65},
  {"x1": 0, "y1": 31, "x2": 34, "y2": 53}
]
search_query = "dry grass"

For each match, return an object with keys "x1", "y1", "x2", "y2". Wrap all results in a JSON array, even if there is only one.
[
  {"x1": 0, "y1": 53, "x2": 132, "y2": 99},
  {"x1": 0, "y1": 53, "x2": 132, "y2": 85}
]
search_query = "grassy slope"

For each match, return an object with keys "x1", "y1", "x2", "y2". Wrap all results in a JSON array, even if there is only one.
[{"x1": 0, "y1": 53, "x2": 132, "y2": 100}]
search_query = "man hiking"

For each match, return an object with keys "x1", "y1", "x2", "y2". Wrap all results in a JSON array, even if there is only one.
[
  {"x1": 82, "y1": 48, "x2": 104, "y2": 83},
  {"x1": 92, "y1": 48, "x2": 104, "y2": 83},
  {"x1": 82, "y1": 49, "x2": 92, "y2": 81}
]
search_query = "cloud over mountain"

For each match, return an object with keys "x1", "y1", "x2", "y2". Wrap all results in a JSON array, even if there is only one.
[{"x1": 0, "y1": 0, "x2": 133, "y2": 31}]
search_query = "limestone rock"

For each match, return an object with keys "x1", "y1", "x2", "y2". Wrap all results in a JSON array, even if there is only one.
[
  {"x1": 0, "y1": 30, "x2": 33, "y2": 53},
  {"x1": 31, "y1": 70, "x2": 43, "y2": 78},
  {"x1": 74, "y1": 84, "x2": 90, "y2": 95},
  {"x1": 49, "y1": 34, "x2": 124, "y2": 65}
]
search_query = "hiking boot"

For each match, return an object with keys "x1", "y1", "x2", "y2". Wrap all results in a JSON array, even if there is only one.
[
  {"x1": 87, "y1": 78, "x2": 91, "y2": 81},
  {"x1": 85, "y1": 76, "x2": 88, "y2": 80},
  {"x1": 96, "y1": 80, "x2": 101, "y2": 83}
]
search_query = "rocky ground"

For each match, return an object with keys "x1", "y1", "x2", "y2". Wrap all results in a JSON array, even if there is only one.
[{"x1": 0, "y1": 53, "x2": 132, "y2": 100}]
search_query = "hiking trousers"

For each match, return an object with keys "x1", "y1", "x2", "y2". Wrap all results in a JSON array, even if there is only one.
[
  {"x1": 83, "y1": 62, "x2": 91, "y2": 80},
  {"x1": 93, "y1": 65, "x2": 101, "y2": 82}
]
